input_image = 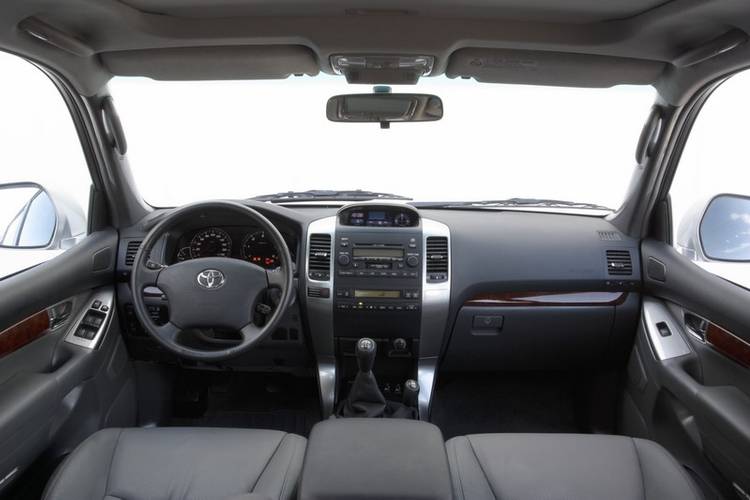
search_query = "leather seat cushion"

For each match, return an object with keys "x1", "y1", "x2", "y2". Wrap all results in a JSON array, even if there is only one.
[
  {"x1": 446, "y1": 433, "x2": 703, "y2": 500},
  {"x1": 43, "y1": 427, "x2": 306, "y2": 500}
]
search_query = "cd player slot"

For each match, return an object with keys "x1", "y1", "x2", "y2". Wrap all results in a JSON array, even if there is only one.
[{"x1": 366, "y1": 262, "x2": 392, "y2": 270}]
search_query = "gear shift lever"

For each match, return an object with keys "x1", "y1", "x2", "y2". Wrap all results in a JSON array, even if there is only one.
[
  {"x1": 336, "y1": 338, "x2": 387, "y2": 418},
  {"x1": 356, "y1": 337, "x2": 377, "y2": 372}
]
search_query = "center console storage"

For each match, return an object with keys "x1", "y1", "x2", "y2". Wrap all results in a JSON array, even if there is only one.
[{"x1": 299, "y1": 418, "x2": 453, "y2": 500}]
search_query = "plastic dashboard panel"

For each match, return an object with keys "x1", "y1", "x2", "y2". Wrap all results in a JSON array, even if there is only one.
[
  {"x1": 427, "y1": 208, "x2": 642, "y2": 371},
  {"x1": 116, "y1": 204, "x2": 642, "y2": 378}
]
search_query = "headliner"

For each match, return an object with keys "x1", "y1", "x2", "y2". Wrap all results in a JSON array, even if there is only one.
[{"x1": 0, "y1": 0, "x2": 749, "y2": 103}]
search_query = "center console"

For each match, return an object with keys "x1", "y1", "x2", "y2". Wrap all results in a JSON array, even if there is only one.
[
  {"x1": 305, "y1": 203, "x2": 451, "y2": 420},
  {"x1": 334, "y1": 205, "x2": 422, "y2": 335},
  {"x1": 299, "y1": 418, "x2": 453, "y2": 500}
]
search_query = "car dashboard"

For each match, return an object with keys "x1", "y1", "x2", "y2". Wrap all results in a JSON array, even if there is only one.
[
  {"x1": 115, "y1": 201, "x2": 641, "y2": 420},
  {"x1": 168, "y1": 225, "x2": 296, "y2": 269}
]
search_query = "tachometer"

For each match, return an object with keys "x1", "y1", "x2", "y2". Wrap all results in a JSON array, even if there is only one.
[
  {"x1": 241, "y1": 230, "x2": 279, "y2": 268},
  {"x1": 189, "y1": 227, "x2": 232, "y2": 258}
]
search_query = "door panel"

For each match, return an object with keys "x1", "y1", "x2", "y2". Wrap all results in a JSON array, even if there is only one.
[
  {"x1": 624, "y1": 238, "x2": 750, "y2": 499},
  {"x1": 641, "y1": 239, "x2": 750, "y2": 342},
  {"x1": 0, "y1": 230, "x2": 118, "y2": 329},
  {"x1": 0, "y1": 229, "x2": 136, "y2": 495}
]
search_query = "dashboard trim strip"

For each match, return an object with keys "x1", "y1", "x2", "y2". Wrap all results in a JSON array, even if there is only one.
[
  {"x1": 419, "y1": 218, "x2": 451, "y2": 421},
  {"x1": 305, "y1": 216, "x2": 338, "y2": 418},
  {"x1": 464, "y1": 291, "x2": 628, "y2": 307}
]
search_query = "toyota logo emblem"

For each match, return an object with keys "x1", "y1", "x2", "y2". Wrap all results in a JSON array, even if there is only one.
[{"x1": 196, "y1": 269, "x2": 225, "y2": 290}]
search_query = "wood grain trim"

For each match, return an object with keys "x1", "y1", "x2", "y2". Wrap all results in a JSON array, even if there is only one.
[
  {"x1": 0, "y1": 310, "x2": 51, "y2": 359},
  {"x1": 465, "y1": 291, "x2": 628, "y2": 307},
  {"x1": 706, "y1": 322, "x2": 750, "y2": 369}
]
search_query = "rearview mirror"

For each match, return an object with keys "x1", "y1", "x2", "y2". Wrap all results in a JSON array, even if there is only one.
[
  {"x1": 326, "y1": 93, "x2": 443, "y2": 127},
  {"x1": 699, "y1": 194, "x2": 750, "y2": 262}
]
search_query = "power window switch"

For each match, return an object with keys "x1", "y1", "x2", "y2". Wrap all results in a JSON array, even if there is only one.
[{"x1": 656, "y1": 322, "x2": 672, "y2": 337}]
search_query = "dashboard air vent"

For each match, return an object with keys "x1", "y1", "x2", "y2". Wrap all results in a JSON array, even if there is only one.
[
  {"x1": 308, "y1": 234, "x2": 331, "y2": 281},
  {"x1": 606, "y1": 250, "x2": 633, "y2": 276},
  {"x1": 426, "y1": 236, "x2": 449, "y2": 282},
  {"x1": 125, "y1": 240, "x2": 142, "y2": 266},
  {"x1": 598, "y1": 230, "x2": 622, "y2": 241}
]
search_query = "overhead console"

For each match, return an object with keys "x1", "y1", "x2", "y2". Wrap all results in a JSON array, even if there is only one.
[{"x1": 305, "y1": 204, "x2": 451, "y2": 419}]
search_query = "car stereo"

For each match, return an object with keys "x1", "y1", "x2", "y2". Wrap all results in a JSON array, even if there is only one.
[
  {"x1": 337, "y1": 242, "x2": 420, "y2": 280},
  {"x1": 334, "y1": 205, "x2": 422, "y2": 337}
]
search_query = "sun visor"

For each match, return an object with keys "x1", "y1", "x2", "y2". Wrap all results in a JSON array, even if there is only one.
[
  {"x1": 446, "y1": 48, "x2": 666, "y2": 87},
  {"x1": 101, "y1": 45, "x2": 319, "y2": 80}
]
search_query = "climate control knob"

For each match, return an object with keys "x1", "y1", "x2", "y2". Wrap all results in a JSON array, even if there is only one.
[
  {"x1": 406, "y1": 255, "x2": 419, "y2": 267},
  {"x1": 337, "y1": 254, "x2": 351, "y2": 266}
]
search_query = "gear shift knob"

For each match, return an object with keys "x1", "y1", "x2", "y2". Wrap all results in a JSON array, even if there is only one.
[
  {"x1": 356, "y1": 338, "x2": 377, "y2": 373},
  {"x1": 402, "y1": 379, "x2": 419, "y2": 408}
]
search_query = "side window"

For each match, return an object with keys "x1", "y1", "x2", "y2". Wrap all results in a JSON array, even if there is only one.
[
  {"x1": 0, "y1": 51, "x2": 91, "y2": 279},
  {"x1": 670, "y1": 69, "x2": 750, "y2": 290}
]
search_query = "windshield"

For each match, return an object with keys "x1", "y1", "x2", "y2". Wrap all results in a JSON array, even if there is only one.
[{"x1": 110, "y1": 76, "x2": 655, "y2": 210}]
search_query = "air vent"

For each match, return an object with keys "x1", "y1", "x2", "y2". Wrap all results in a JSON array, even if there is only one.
[
  {"x1": 606, "y1": 250, "x2": 633, "y2": 276},
  {"x1": 598, "y1": 230, "x2": 622, "y2": 241},
  {"x1": 426, "y1": 236, "x2": 449, "y2": 282},
  {"x1": 124, "y1": 240, "x2": 142, "y2": 266},
  {"x1": 308, "y1": 234, "x2": 331, "y2": 281}
]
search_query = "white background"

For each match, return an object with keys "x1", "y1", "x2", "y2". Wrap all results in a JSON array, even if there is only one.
[{"x1": 110, "y1": 75, "x2": 655, "y2": 209}]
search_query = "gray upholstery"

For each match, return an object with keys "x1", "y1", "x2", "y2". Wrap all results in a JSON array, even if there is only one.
[
  {"x1": 43, "y1": 427, "x2": 306, "y2": 500},
  {"x1": 446, "y1": 433, "x2": 703, "y2": 500},
  {"x1": 299, "y1": 419, "x2": 453, "y2": 500}
]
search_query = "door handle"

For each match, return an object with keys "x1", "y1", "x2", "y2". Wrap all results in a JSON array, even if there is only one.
[
  {"x1": 48, "y1": 301, "x2": 73, "y2": 330},
  {"x1": 684, "y1": 312, "x2": 709, "y2": 342}
]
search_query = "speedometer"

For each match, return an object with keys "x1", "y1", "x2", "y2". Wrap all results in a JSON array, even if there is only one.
[
  {"x1": 241, "y1": 230, "x2": 279, "y2": 268},
  {"x1": 189, "y1": 227, "x2": 232, "y2": 258}
]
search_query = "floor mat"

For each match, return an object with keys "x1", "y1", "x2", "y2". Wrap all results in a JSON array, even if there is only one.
[
  {"x1": 170, "y1": 371, "x2": 321, "y2": 437},
  {"x1": 430, "y1": 371, "x2": 585, "y2": 440}
]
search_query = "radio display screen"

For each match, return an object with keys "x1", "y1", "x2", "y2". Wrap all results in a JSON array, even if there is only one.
[
  {"x1": 353, "y1": 247, "x2": 404, "y2": 259},
  {"x1": 354, "y1": 290, "x2": 401, "y2": 299}
]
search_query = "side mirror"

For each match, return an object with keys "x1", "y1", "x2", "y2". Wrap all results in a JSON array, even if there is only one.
[
  {"x1": 0, "y1": 182, "x2": 85, "y2": 250},
  {"x1": 699, "y1": 194, "x2": 750, "y2": 262}
]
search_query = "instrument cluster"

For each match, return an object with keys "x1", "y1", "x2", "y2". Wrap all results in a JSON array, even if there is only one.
[{"x1": 173, "y1": 226, "x2": 291, "y2": 269}]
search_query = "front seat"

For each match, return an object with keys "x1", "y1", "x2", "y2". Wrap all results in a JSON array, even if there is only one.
[
  {"x1": 43, "y1": 427, "x2": 306, "y2": 500},
  {"x1": 446, "y1": 433, "x2": 703, "y2": 500}
]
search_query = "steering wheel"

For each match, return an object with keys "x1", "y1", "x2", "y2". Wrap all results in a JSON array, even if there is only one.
[{"x1": 130, "y1": 201, "x2": 294, "y2": 361}]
